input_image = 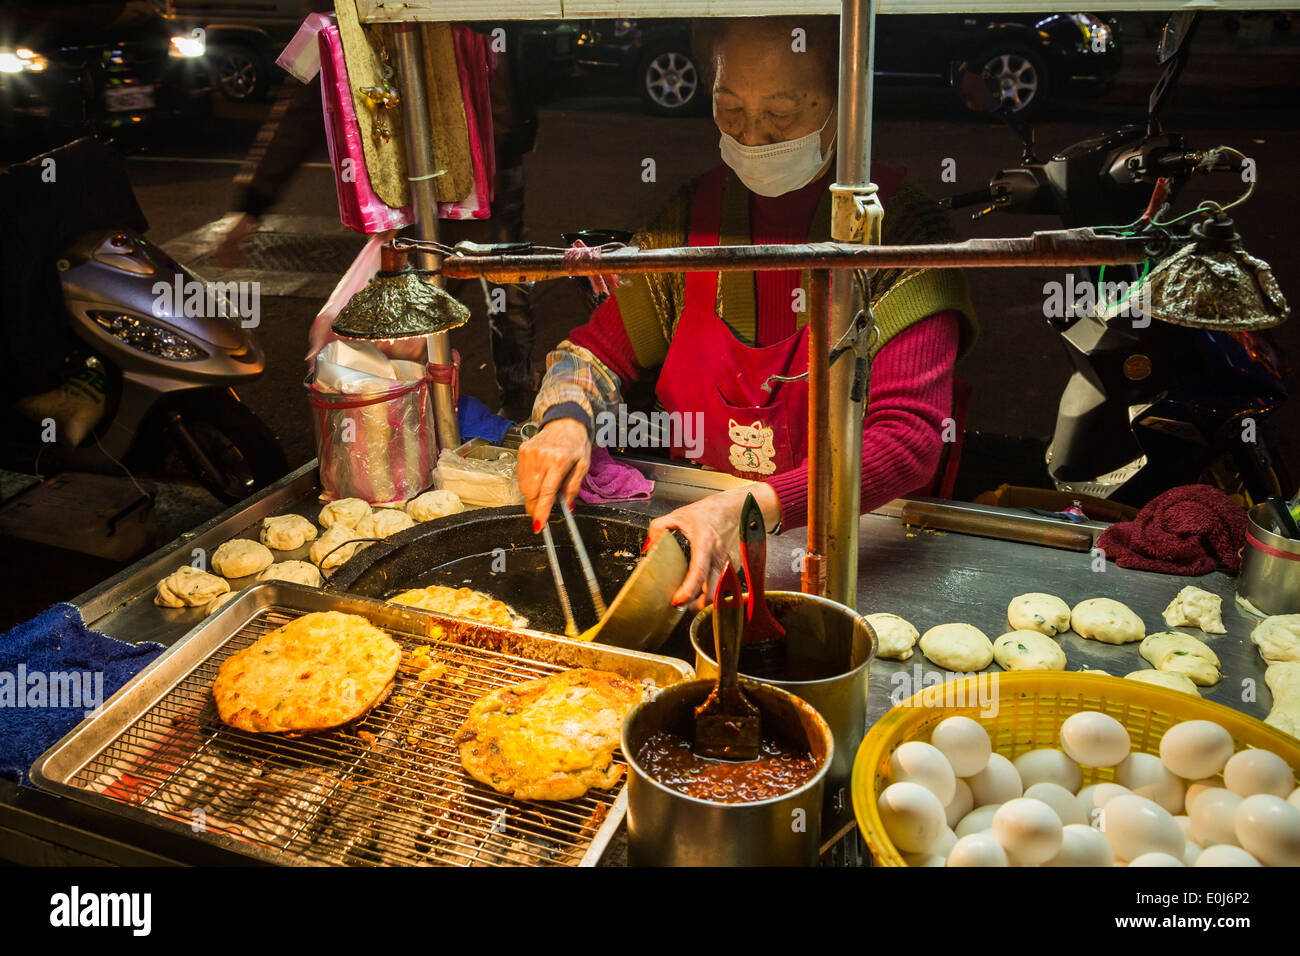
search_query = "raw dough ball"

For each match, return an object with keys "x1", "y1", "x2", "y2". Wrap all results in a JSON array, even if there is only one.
[
  {"x1": 993, "y1": 630, "x2": 1067, "y2": 671},
  {"x1": 1159, "y1": 720, "x2": 1234, "y2": 780},
  {"x1": 1163, "y1": 585, "x2": 1226, "y2": 634},
  {"x1": 1139, "y1": 631, "x2": 1221, "y2": 686},
  {"x1": 310, "y1": 524, "x2": 367, "y2": 571},
  {"x1": 1014, "y1": 749, "x2": 1082, "y2": 792},
  {"x1": 967, "y1": 753, "x2": 1023, "y2": 806},
  {"x1": 946, "y1": 832, "x2": 1009, "y2": 867},
  {"x1": 1264, "y1": 662, "x2": 1300, "y2": 738},
  {"x1": 1007, "y1": 592, "x2": 1072, "y2": 637},
  {"x1": 918, "y1": 623, "x2": 994, "y2": 672},
  {"x1": 866, "y1": 613, "x2": 920, "y2": 662},
  {"x1": 260, "y1": 514, "x2": 318, "y2": 551},
  {"x1": 155, "y1": 566, "x2": 229, "y2": 608},
  {"x1": 356, "y1": 508, "x2": 415, "y2": 540},
  {"x1": 1071, "y1": 598, "x2": 1145, "y2": 645},
  {"x1": 257, "y1": 560, "x2": 323, "y2": 588},
  {"x1": 1252, "y1": 614, "x2": 1300, "y2": 665},
  {"x1": 1044, "y1": 823, "x2": 1114, "y2": 867},
  {"x1": 1223, "y1": 748, "x2": 1295, "y2": 799},
  {"x1": 1124, "y1": 669, "x2": 1200, "y2": 696},
  {"x1": 889, "y1": 741, "x2": 957, "y2": 805},
  {"x1": 211, "y1": 539, "x2": 274, "y2": 579},
  {"x1": 1059, "y1": 711, "x2": 1130, "y2": 767},
  {"x1": 318, "y1": 497, "x2": 371, "y2": 529},
  {"x1": 930, "y1": 716, "x2": 991, "y2": 777},
  {"x1": 204, "y1": 591, "x2": 238, "y2": 617},
  {"x1": 406, "y1": 489, "x2": 465, "y2": 522},
  {"x1": 1115, "y1": 752, "x2": 1186, "y2": 814}
]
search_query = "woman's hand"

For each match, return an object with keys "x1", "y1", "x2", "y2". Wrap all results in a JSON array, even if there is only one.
[
  {"x1": 517, "y1": 418, "x2": 592, "y2": 529},
  {"x1": 645, "y1": 484, "x2": 783, "y2": 610}
]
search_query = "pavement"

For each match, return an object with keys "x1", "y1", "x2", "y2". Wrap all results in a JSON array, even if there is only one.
[{"x1": 1, "y1": 17, "x2": 1298, "y2": 627}]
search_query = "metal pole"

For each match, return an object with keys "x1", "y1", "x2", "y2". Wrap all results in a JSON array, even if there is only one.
[
  {"x1": 391, "y1": 23, "x2": 460, "y2": 451},
  {"x1": 826, "y1": 0, "x2": 875, "y2": 608},
  {"x1": 803, "y1": 270, "x2": 832, "y2": 596}
]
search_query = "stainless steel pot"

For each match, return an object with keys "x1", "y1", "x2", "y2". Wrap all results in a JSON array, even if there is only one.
[
  {"x1": 1239, "y1": 502, "x2": 1300, "y2": 615},
  {"x1": 690, "y1": 591, "x2": 875, "y2": 836},
  {"x1": 622, "y1": 678, "x2": 833, "y2": 866}
]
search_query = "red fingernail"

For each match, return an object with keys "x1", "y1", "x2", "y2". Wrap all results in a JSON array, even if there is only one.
[
  {"x1": 640, "y1": 538, "x2": 650, "y2": 554},
  {"x1": 671, "y1": 598, "x2": 682, "y2": 607},
  {"x1": 532, "y1": 519, "x2": 542, "y2": 533}
]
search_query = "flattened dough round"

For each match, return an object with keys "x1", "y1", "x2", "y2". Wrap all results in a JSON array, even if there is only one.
[
  {"x1": 919, "y1": 623, "x2": 994, "y2": 672},
  {"x1": 406, "y1": 489, "x2": 465, "y2": 522},
  {"x1": 1124, "y1": 669, "x2": 1200, "y2": 696},
  {"x1": 155, "y1": 566, "x2": 229, "y2": 608},
  {"x1": 1163, "y1": 585, "x2": 1226, "y2": 634},
  {"x1": 356, "y1": 508, "x2": 415, "y2": 539},
  {"x1": 318, "y1": 497, "x2": 371, "y2": 529},
  {"x1": 211, "y1": 538, "x2": 275, "y2": 579},
  {"x1": 310, "y1": 524, "x2": 367, "y2": 571},
  {"x1": 258, "y1": 560, "x2": 324, "y2": 588},
  {"x1": 1007, "y1": 592, "x2": 1072, "y2": 637},
  {"x1": 260, "y1": 514, "x2": 318, "y2": 551},
  {"x1": 866, "y1": 613, "x2": 920, "y2": 661},
  {"x1": 204, "y1": 591, "x2": 238, "y2": 617},
  {"x1": 1071, "y1": 598, "x2": 1146, "y2": 645},
  {"x1": 1139, "y1": 631, "x2": 1221, "y2": 686},
  {"x1": 1252, "y1": 614, "x2": 1300, "y2": 665},
  {"x1": 213, "y1": 611, "x2": 401, "y2": 733},
  {"x1": 993, "y1": 630, "x2": 1067, "y2": 671}
]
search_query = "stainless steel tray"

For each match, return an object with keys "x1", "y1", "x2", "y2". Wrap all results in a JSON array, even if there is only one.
[{"x1": 31, "y1": 582, "x2": 694, "y2": 867}]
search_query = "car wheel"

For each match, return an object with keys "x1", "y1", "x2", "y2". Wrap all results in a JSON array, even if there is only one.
[
  {"x1": 639, "y1": 44, "x2": 701, "y2": 116},
  {"x1": 213, "y1": 44, "x2": 270, "y2": 103},
  {"x1": 973, "y1": 45, "x2": 1048, "y2": 118}
]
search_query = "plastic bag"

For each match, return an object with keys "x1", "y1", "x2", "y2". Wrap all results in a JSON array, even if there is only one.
[{"x1": 433, "y1": 447, "x2": 523, "y2": 507}]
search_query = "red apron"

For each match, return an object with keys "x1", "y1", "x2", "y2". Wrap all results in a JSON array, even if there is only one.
[{"x1": 656, "y1": 169, "x2": 811, "y2": 478}]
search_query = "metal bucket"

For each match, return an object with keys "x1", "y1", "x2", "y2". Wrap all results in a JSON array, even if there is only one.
[
  {"x1": 1239, "y1": 502, "x2": 1300, "y2": 615},
  {"x1": 621, "y1": 678, "x2": 833, "y2": 866},
  {"x1": 690, "y1": 591, "x2": 875, "y2": 835}
]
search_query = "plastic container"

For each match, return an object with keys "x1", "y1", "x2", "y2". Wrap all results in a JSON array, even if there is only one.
[{"x1": 852, "y1": 670, "x2": 1300, "y2": 867}]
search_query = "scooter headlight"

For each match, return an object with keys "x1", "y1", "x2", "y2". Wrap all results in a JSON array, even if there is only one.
[
  {"x1": 0, "y1": 47, "x2": 49, "y2": 73},
  {"x1": 169, "y1": 30, "x2": 206, "y2": 59},
  {"x1": 90, "y1": 311, "x2": 207, "y2": 361}
]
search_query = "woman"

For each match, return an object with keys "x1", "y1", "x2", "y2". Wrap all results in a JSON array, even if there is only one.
[{"x1": 518, "y1": 16, "x2": 977, "y2": 609}]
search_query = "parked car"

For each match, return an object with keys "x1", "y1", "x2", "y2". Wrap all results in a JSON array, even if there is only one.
[
  {"x1": 574, "y1": 12, "x2": 1122, "y2": 118},
  {"x1": 166, "y1": 0, "x2": 301, "y2": 102},
  {"x1": 0, "y1": 0, "x2": 211, "y2": 144}
]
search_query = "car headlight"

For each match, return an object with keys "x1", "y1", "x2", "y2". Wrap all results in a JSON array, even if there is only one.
[
  {"x1": 1070, "y1": 13, "x2": 1113, "y2": 52},
  {"x1": 170, "y1": 30, "x2": 206, "y2": 59},
  {"x1": 91, "y1": 312, "x2": 207, "y2": 361},
  {"x1": 0, "y1": 47, "x2": 49, "y2": 73}
]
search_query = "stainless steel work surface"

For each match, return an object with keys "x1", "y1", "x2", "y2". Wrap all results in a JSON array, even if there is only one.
[{"x1": 33, "y1": 583, "x2": 693, "y2": 867}]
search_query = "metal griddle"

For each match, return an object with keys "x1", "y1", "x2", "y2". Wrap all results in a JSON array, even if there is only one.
[{"x1": 30, "y1": 583, "x2": 693, "y2": 867}]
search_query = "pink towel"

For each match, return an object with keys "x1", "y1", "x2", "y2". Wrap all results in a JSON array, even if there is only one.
[{"x1": 579, "y1": 445, "x2": 654, "y2": 503}]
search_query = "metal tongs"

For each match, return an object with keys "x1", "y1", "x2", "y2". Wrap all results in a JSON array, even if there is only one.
[{"x1": 538, "y1": 499, "x2": 608, "y2": 638}]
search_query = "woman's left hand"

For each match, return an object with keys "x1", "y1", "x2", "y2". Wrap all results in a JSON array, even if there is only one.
[{"x1": 644, "y1": 484, "x2": 782, "y2": 610}]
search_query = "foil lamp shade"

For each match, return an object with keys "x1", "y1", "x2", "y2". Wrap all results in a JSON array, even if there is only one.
[
  {"x1": 331, "y1": 244, "x2": 470, "y2": 340},
  {"x1": 1145, "y1": 216, "x2": 1290, "y2": 331}
]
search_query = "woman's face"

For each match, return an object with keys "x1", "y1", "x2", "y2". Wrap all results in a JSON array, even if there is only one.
[{"x1": 710, "y1": 25, "x2": 836, "y2": 150}]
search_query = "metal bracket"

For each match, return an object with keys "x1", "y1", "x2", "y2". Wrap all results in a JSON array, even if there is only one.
[{"x1": 830, "y1": 182, "x2": 885, "y2": 245}]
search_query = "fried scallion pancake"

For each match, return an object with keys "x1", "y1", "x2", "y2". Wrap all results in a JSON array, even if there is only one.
[
  {"x1": 389, "y1": 585, "x2": 527, "y2": 629},
  {"x1": 213, "y1": 611, "x2": 402, "y2": 733},
  {"x1": 455, "y1": 668, "x2": 644, "y2": 801}
]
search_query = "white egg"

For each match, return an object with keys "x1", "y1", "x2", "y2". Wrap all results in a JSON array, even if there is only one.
[
  {"x1": 1194, "y1": 844, "x2": 1261, "y2": 867},
  {"x1": 992, "y1": 798, "x2": 1064, "y2": 865},
  {"x1": 1183, "y1": 840, "x2": 1203, "y2": 865},
  {"x1": 967, "y1": 753, "x2": 1023, "y2": 805},
  {"x1": 903, "y1": 851, "x2": 947, "y2": 867},
  {"x1": 1024, "y1": 782, "x2": 1087, "y2": 826},
  {"x1": 1043, "y1": 823, "x2": 1114, "y2": 867},
  {"x1": 944, "y1": 778, "x2": 974, "y2": 829},
  {"x1": 1128, "y1": 851, "x2": 1185, "y2": 867},
  {"x1": 1014, "y1": 748, "x2": 1083, "y2": 792},
  {"x1": 878, "y1": 781, "x2": 948, "y2": 854},
  {"x1": 1223, "y1": 748, "x2": 1295, "y2": 798},
  {"x1": 1289, "y1": 787, "x2": 1300, "y2": 811},
  {"x1": 1159, "y1": 720, "x2": 1235, "y2": 780},
  {"x1": 930, "y1": 716, "x2": 992, "y2": 777},
  {"x1": 1115, "y1": 752, "x2": 1186, "y2": 814},
  {"x1": 1100, "y1": 794, "x2": 1184, "y2": 862},
  {"x1": 1077, "y1": 783, "x2": 1131, "y2": 826},
  {"x1": 890, "y1": 741, "x2": 957, "y2": 805},
  {"x1": 1060, "y1": 711, "x2": 1131, "y2": 767},
  {"x1": 1185, "y1": 778, "x2": 1220, "y2": 813},
  {"x1": 1234, "y1": 794, "x2": 1300, "y2": 867},
  {"x1": 955, "y1": 803, "x2": 1001, "y2": 838},
  {"x1": 1189, "y1": 788, "x2": 1242, "y2": 847},
  {"x1": 946, "y1": 832, "x2": 1010, "y2": 867},
  {"x1": 1174, "y1": 814, "x2": 1196, "y2": 842}
]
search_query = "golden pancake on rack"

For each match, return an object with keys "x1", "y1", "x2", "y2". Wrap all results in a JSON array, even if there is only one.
[
  {"x1": 213, "y1": 611, "x2": 401, "y2": 733},
  {"x1": 455, "y1": 668, "x2": 644, "y2": 801},
  {"x1": 389, "y1": 584, "x2": 527, "y2": 629}
]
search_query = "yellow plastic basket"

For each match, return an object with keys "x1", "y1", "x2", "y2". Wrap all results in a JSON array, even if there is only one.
[{"x1": 852, "y1": 670, "x2": 1300, "y2": 867}]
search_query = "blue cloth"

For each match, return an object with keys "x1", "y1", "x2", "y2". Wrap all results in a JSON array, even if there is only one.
[
  {"x1": 0, "y1": 603, "x2": 164, "y2": 785},
  {"x1": 457, "y1": 394, "x2": 514, "y2": 445}
]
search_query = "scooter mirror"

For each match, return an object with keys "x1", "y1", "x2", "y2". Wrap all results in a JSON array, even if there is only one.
[{"x1": 1157, "y1": 12, "x2": 1195, "y2": 64}]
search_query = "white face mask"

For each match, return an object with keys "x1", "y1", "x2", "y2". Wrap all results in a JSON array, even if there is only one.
[{"x1": 718, "y1": 107, "x2": 836, "y2": 198}]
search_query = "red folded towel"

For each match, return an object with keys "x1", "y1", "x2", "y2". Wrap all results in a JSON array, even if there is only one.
[{"x1": 1096, "y1": 484, "x2": 1247, "y2": 576}]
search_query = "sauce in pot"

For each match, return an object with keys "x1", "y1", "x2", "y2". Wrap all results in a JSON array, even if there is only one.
[{"x1": 636, "y1": 730, "x2": 819, "y2": 803}]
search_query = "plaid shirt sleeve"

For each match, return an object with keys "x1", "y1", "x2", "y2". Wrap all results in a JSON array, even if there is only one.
[{"x1": 530, "y1": 341, "x2": 624, "y2": 438}]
